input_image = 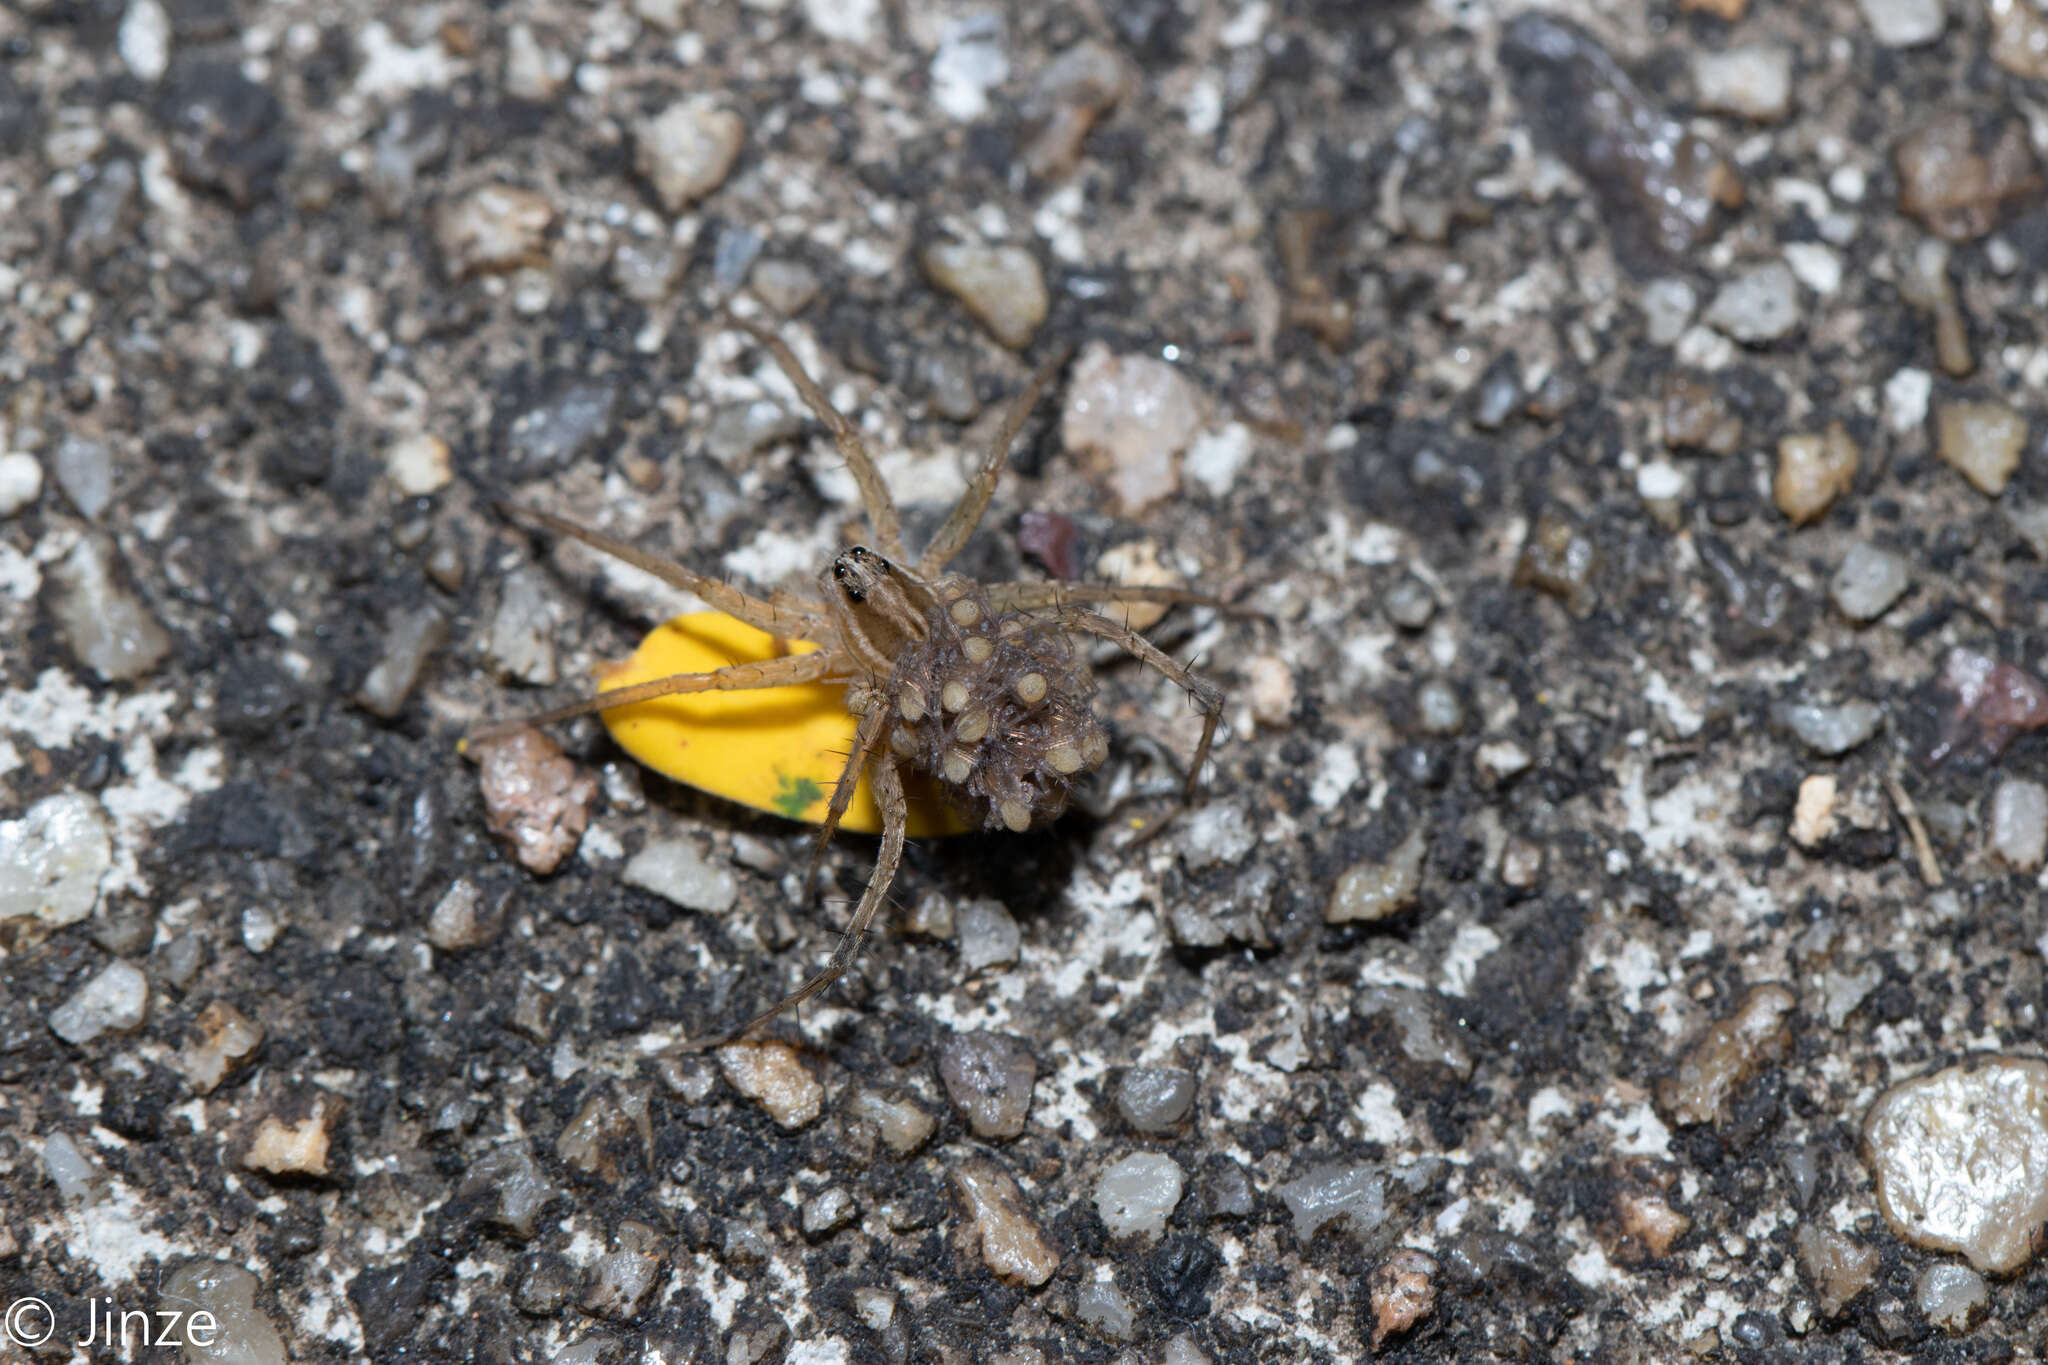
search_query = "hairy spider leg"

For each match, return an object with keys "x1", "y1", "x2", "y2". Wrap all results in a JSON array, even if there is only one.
[
  {"x1": 1056, "y1": 608, "x2": 1224, "y2": 801},
  {"x1": 501, "y1": 502, "x2": 832, "y2": 639},
  {"x1": 466, "y1": 650, "x2": 836, "y2": 745},
  {"x1": 695, "y1": 754, "x2": 909, "y2": 1047},
  {"x1": 917, "y1": 345, "x2": 1074, "y2": 576},
  {"x1": 798, "y1": 695, "x2": 893, "y2": 904},
  {"x1": 728, "y1": 318, "x2": 910, "y2": 564},
  {"x1": 984, "y1": 580, "x2": 1242, "y2": 618}
]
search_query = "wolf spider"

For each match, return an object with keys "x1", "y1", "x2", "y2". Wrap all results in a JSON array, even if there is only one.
[{"x1": 481, "y1": 318, "x2": 1227, "y2": 1044}]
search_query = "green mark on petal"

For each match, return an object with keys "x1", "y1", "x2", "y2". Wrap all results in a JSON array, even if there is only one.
[{"x1": 772, "y1": 772, "x2": 825, "y2": 821}]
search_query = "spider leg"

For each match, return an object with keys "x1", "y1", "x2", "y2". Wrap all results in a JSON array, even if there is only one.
[
  {"x1": 984, "y1": 580, "x2": 1243, "y2": 617},
  {"x1": 726, "y1": 317, "x2": 910, "y2": 564},
  {"x1": 799, "y1": 696, "x2": 892, "y2": 904},
  {"x1": 464, "y1": 650, "x2": 835, "y2": 745},
  {"x1": 1056, "y1": 608, "x2": 1224, "y2": 801},
  {"x1": 696, "y1": 755, "x2": 908, "y2": 1046},
  {"x1": 502, "y1": 502, "x2": 832, "y2": 639},
  {"x1": 917, "y1": 344, "x2": 1072, "y2": 576}
]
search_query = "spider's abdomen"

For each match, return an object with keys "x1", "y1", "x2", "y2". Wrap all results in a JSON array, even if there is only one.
[{"x1": 886, "y1": 586, "x2": 1107, "y2": 833}]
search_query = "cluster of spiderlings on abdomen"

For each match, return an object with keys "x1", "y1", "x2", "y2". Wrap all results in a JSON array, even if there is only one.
[{"x1": 886, "y1": 585, "x2": 1110, "y2": 833}]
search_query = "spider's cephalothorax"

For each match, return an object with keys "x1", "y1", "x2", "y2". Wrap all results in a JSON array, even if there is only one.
[{"x1": 478, "y1": 316, "x2": 1228, "y2": 1045}]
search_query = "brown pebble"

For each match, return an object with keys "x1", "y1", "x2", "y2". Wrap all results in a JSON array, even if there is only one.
[
  {"x1": 469, "y1": 727, "x2": 598, "y2": 875},
  {"x1": 950, "y1": 1157, "x2": 1061, "y2": 1287},
  {"x1": 1368, "y1": 1249, "x2": 1440, "y2": 1347},
  {"x1": 1656, "y1": 983, "x2": 1796, "y2": 1126},
  {"x1": 1796, "y1": 1223, "x2": 1879, "y2": 1318},
  {"x1": 718, "y1": 1040, "x2": 823, "y2": 1130},
  {"x1": 243, "y1": 1095, "x2": 341, "y2": 1176},
  {"x1": 1773, "y1": 422, "x2": 1858, "y2": 526}
]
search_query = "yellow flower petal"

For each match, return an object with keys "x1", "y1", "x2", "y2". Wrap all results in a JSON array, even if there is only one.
[{"x1": 598, "y1": 612, "x2": 967, "y2": 837}]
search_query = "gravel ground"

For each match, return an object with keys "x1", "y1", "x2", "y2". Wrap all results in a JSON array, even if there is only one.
[{"x1": 5, "y1": 0, "x2": 2048, "y2": 1360}]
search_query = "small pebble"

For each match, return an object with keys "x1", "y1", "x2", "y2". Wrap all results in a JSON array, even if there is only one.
[
  {"x1": 434, "y1": 183, "x2": 554, "y2": 279},
  {"x1": 1075, "y1": 1271, "x2": 1136, "y2": 1341},
  {"x1": 1989, "y1": 779, "x2": 2048, "y2": 871},
  {"x1": 0, "y1": 792, "x2": 113, "y2": 927},
  {"x1": 1326, "y1": 829, "x2": 1428, "y2": 924},
  {"x1": 1613, "y1": 1186, "x2": 1691, "y2": 1258},
  {"x1": 1094, "y1": 1152, "x2": 1184, "y2": 1241},
  {"x1": 950, "y1": 1157, "x2": 1060, "y2": 1287},
  {"x1": 1796, "y1": 1224, "x2": 1879, "y2": 1317},
  {"x1": 1858, "y1": 0, "x2": 1946, "y2": 47},
  {"x1": 1500, "y1": 14, "x2": 1740, "y2": 270},
  {"x1": 427, "y1": 877, "x2": 498, "y2": 950},
  {"x1": 1115, "y1": 1067, "x2": 1196, "y2": 1134},
  {"x1": 46, "y1": 533, "x2": 172, "y2": 682},
  {"x1": 1656, "y1": 983, "x2": 1795, "y2": 1125},
  {"x1": 1899, "y1": 239, "x2": 1973, "y2": 377},
  {"x1": 1383, "y1": 575, "x2": 1436, "y2": 629},
  {"x1": 583, "y1": 1222, "x2": 665, "y2": 1321},
  {"x1": 243, "y1": 1096, "x2": 339, "y2": 1176},
  {"x1": 1777, "y1": 699, "x2": 1883, "y2": 756},
  {"x1": 49, "y1": 960, "x2": 149, "y2": 1045},
  {"x1": 1773, "y1": 423, "x2": 1858, "y2": 525},
  {"x1": 1060, "y1": 346, "x2": 1204, "y2": 512},
  {"x1": 1277, "y1": 1163, "x2": 1387, "y2": 1241},
  {"x1": 1176, "y1": 803, "x2": 1257, "y2": 873},
  {"x1": 385, "y1": 433, "x2": 451, "y2": 496},
  {"x1": 704, "y1": 400, "x2": 803, "y2": 466},
  {"x1": 159, "y1": 1263, "x2": 288, "y2": 1365},
  {"x1": 611, "y1": 237, "x2": 683, "y2": 306},
  {"x1": 1020, "y1": 40, "x2": 1131, "y2": 179},
  {"x1": 486, "y1": 565, "x2": 558, "y2": 686},
  {"x1": 921, "y1": 241, "x2": 1048, "y2": 350},
  {"x1": 801, "y1": 1187, "x2": 857, "y2": 1239},
  {"x1": 937, "y1": 1029, "x2": 1036, "y2": 1139},
  {"x1": 43, "y1": 1131, "x2": 103, "y2": 1203},
  {"x1": 1691, "y1": 46, "x2": 1793, "y2": 123},
  {"x1": 635, "y1": 100, "x2": 744, "y2": 212},
  {"x1": 1416, "y1": 679, "x2": 1462, "y2": 736},
  {"x1": 1640, "y1": 278, "x2": 1697, "y2": 346},
  {"x1": 1661, "y1": 373, "x2": 1742, "y2": 454},
  {"x1": 750, "y1": 258, "x2": 820, "y2": 315},
  {"x1": 180, "y1": 999, "x2": 264, "y2": 1093},
  {"x1": 718, "y1": 1040, "x2": 823, "y2": 1129},
  {"x1": 460, "y1": 1144, "x2": 559, "y2": 1237},
  {"x1": 503, "y1": 23, "x2": 566, "y2": 101},
  {"x1": 1938, "y1": 400, "x2": 2028, "y2": 497},
  {"x1": 1991, "y1": 0, "x2": 2048, "y2": 77},
  {"x1": 1896, "y1": 112, "x2": 2043, "y2": 243},
  {"x1": 1791, "y1": 773, "x2": 1838, "y2": 847},
  {"x1": 1093, "y1": 539, "x2": 1182, "y2": 631},
  {"x1": 1474, "y1": 740, "x2": 1532, "y2": 787},
  {"x1": 955, "y1": 898, "x2": 1020, "y2": 973},
  {"x1": 920, "y1": 350, "x2": 981, "y2": 422},
  {"x1": 1513, "y1": 513, "x2": 1598, "y2": 615},
  {"x1": 1369, "y1": 1249, "x2": 1440, "y2": 1347},
  {"x1": 622, "y1": 837, "x2": 738, "y2": 913},
  {"x1": 1705, "y1": 261, "x2": 1802, "y2": 343},
  {"x1": 353, "y1": 604, "x2": 448, "y2": 718},
  {"x1": 710, "y1": 224, "x2": 763, "y2": 293},
  {"x1": 506, "y1": 377, "x2": 620, "y2": 468},
  {"x1": 0, "y1": 451, "x2": 43, "y2": 517},
  {"x1": 470, "y1": 727, "x2": 598, "y2": 875},
  {"x1": 1247, "y1": 656, "x2": 1295, "y2": 728},
  {"x1": 557, "y1": 1088, "x2": 644, "y2": 1181},
  {"x1": 1917, "y1": 1262, "x2": 1991, "y2": 1334},
  {"x1": 52, "y1": 433, "x2": 114, "y2": 519},
  {"x1": 847, "y1": 1089, "x2": 937, "y2": 1156},
  {"x1": 1865, "y1": 1056, "x2": 2048, "y2": 1274},
  {"x1": 1829, "y1": 543, "x2": 1910, "y2": 622}
]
